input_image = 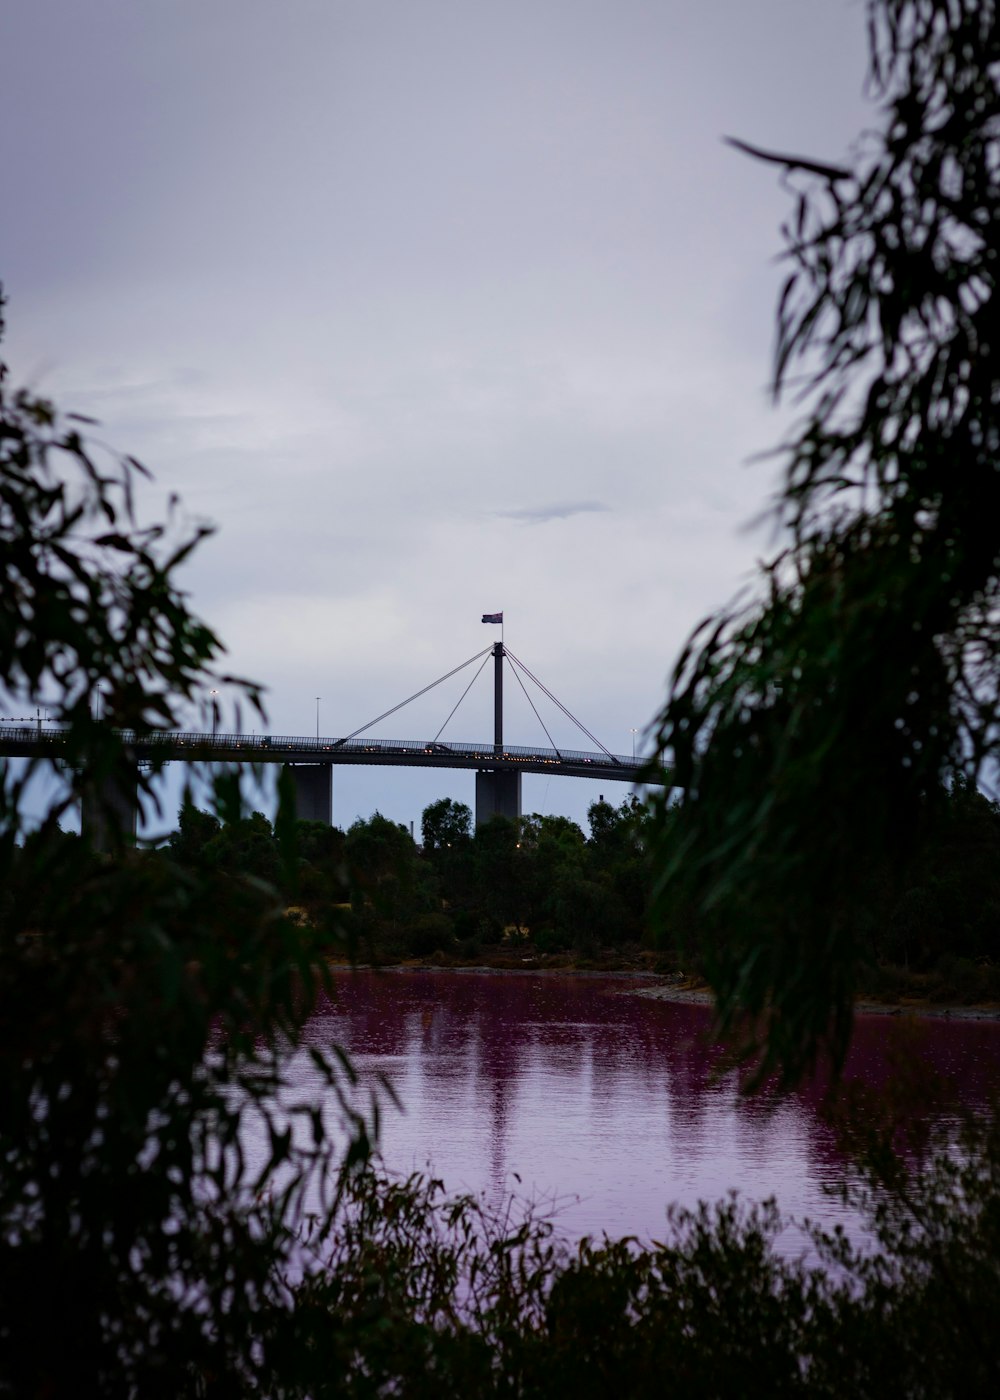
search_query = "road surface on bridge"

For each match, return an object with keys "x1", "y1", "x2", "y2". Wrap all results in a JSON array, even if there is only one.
[{"x1": 0, "y1": 726, "x2": 662, "y2": 786}]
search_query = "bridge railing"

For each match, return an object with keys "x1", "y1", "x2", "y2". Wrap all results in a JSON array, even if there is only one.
[
  {"x1": 0, "y1": 724, "x2": 645, "y2": 772},
  {"x1": 155, "y1": 732, "x2": 642, "y2": 770}
]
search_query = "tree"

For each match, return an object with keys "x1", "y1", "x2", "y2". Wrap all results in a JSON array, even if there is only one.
[
  {"x1": 471, "y1": 815, "x2": 533, "y2": 933},
  {"x1": 587, "y1": 795, "x2": 648, "y2": 867},
  {"x1": 167, "y1": 796, "x2": 222, "y2": 866},
  {"x1": 203, "y1": 808, "x2": 282, "y2": 881},
  {"x1": 292, "y1": 818, "x2": 350, "y2": 914},
  {"x1": 649, "y1": 0, "x2": 1000, "y2": 1082},
  {"x1": 420, "y1": 796, "x2": 472, "y2": 851},
  {"x1": 0, "y1": 290, "x2": 369, "y2": 1394},
  {"x1": 345, "y1": 810, "x2": 426, "y2": 927}
]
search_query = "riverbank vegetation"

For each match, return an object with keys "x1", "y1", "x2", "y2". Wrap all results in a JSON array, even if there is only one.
[
  {"x1": 159, "y1": 775, "x2": 1000, "y2": 1005},
  {"x1": 165, "y1": 790, "x2": 655, "y2": 964},
  {"x1": 249, "y1": 1107, "x2": 1000, "y2": 1399},
  {"x1": 4, "y1": 0, "x2": 1000, "y2": 1391},
  {"x1": 646, "y1": 0, "x2": 1000, "y2": 1084}
]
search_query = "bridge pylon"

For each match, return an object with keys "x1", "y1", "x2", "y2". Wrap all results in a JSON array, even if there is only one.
[
  {"x1": 475, "y1": 641, "x2": 521, "y2": 827},
  {"x1": 77, "y1": 750, "x2": 140, "y2": 851},
  {"x1": 493, "y1": 642, "x2": 503, "y2": 753}
]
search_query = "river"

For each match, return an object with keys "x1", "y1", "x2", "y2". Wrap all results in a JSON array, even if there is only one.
[{"x1": 288, "y1": 969, "x2": 1000, "y2": 1250}]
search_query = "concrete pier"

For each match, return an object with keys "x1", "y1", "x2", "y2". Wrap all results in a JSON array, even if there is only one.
[
  {"x1": 81, "y1": 766, "x2": 139, "y2": 848},
  {"x1": 475, "y1": 769, "x2": 521, "y2": 826},
  {"x1": 284, "y1": 763, "x2": 333, "y2": 824}
]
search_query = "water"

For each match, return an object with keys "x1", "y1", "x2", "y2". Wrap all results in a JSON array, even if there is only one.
[{"x1": 292, "y1": 969, "x2": 1000, "y2": 1250}]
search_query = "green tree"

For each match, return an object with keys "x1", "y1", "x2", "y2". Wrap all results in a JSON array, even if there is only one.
[
  {"x1": 649, "y1": 0, "x2": 1000, "y2": 1082},
  {"x1": 586, "y1": 797, "x2": 624, "y2": 853},
  {"x1": 582, "y1": 797, "x2": 652, "y2": 946},
  {"x1": 419, "y1": 798, "x2": 477, "y2": 931},
  {"x1": 345, "y1": 810, "x2": 426, "y2": 929},
  {"x1": 513, "y1": 814, "x2": 588, "y2": 945},
  {"x1": 587, "y1": 795, "x2": 648, "y2": 868},
  {"x1": 203, "y1": 808, "x2": 282, "y2": 881},
  {"x1": 0, "y1": 292, "x2": 368, "y2": 1395},
  {"x1": 292, "y1": 818, "x2": 350, "y2": 914},
  {"x1": 420, "y1": 796, "x2": 472, "y2": 851},
  {"x1": 471, "y1": 815, "x2": 533, "y2": 933},
  {"x1": 167, "y1": 796, "x2": 222, "y2": 866}
]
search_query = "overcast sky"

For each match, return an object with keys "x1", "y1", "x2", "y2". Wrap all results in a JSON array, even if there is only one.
[{"x1": 1, "y1": 0, "x2": 872, "y2": 833}]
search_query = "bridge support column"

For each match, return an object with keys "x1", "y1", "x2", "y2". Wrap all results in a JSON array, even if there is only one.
[
  {"x1": 284, "y1": 763, "x2": 333, "y2": 824},
  {"x1": 475, "y1": 769, "x2": 521, "y2": 828},
  {"x1": 81, "y1": 766, "x2": 139, "y2": 850}
]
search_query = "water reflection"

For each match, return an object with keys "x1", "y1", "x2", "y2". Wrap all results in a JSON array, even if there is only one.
[{"x1": 298, "y1": 970, "x2": 1000, "y2": 1246}]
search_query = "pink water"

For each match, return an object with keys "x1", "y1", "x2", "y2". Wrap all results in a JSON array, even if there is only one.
[{"x1": 295, "y1": 969, "x2": 1000, "y2": 1249}]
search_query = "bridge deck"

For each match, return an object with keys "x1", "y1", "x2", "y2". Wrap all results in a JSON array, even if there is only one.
[{"x1": 0, "y1": 727, "x2": 661, "y2": 785}]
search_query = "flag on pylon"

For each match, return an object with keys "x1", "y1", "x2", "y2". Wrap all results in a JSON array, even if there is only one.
[{"x1": 481, "y1": 612, "x2": 503, "y2": 624}]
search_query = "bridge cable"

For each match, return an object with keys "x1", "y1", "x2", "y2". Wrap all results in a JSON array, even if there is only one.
[
  {"x1": 432, "y1": 652, "x2": 492, "y2": 743},
  {"x1": 505, "y1": 655, "x2": 562, "y2": 757},
  {"x1": 503, "y1": 648, "x2": 617, "y2": 761},
  {"x1": 337, "y1": 646, "x2": 493, "y2": 744}
]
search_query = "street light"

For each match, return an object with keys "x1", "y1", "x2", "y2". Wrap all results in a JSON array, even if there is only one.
[
  {"x1": 210, "y1": 689, "x2": 219, "y2": 739},
  {"x1": 630, "y1": 727, "x2": 638, "y2": 760},
  {"x1": 316, "y1": 696, "x2": 321, "y2": 740}
]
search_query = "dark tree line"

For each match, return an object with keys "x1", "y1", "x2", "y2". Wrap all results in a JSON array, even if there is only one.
[
  {"x1": 163, "y1": 776, "x2": 1000, "y2": 993},
  {"x1": 412, "y1": 794, "x2": 652, "y2": 957},
  {"x1": 163, "y1": 792, "x2": 654, "y2": 964}
]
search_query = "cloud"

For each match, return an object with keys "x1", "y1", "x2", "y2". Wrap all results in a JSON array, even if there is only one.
[
  {"x1": 0, "y1": 0, "x2": 873, "y2": 839},
  {"x1": 493, "y1": 501, "x2": 611, "y2": 525}
]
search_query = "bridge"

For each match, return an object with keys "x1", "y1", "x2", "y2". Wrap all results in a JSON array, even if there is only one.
[{"x1": 0, "y1": 640, "x2": 665, "y2": 835}]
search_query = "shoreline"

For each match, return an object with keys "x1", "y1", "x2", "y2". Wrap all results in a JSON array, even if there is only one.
[
  {"x1": 631, "y1": 981, "x2": 1000, "y2": 1022},
  {"x1": 329, "y1": 960, "x2": 1000, "y2": 1022}
]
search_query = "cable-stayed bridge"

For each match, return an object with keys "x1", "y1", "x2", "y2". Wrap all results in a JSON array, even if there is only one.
[{"x1": 0, "y1": 641, "x2": 667, "y2": 835}]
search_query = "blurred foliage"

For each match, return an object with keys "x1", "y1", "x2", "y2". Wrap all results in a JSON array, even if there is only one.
[
  {"x1": 649, "y1": 0, "x2": 1000, "y2": 1083},
  {"x1": 258, "y1": 1107, "x2": 1000, "y2": 1398},
  {"x1": 0, "y1": 289, "x2": 374, "y2": 1394}
]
